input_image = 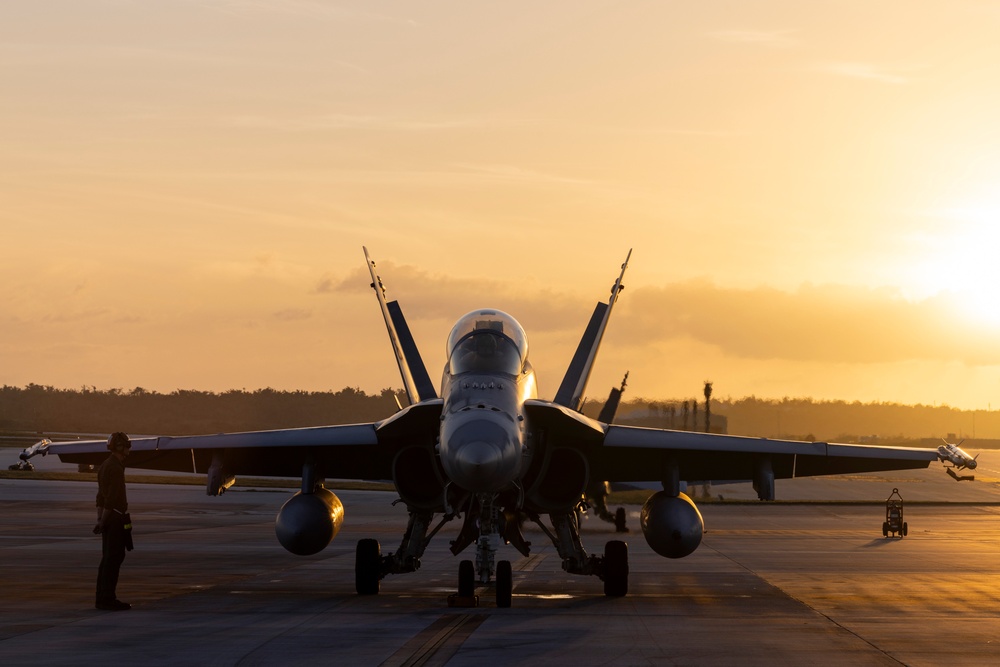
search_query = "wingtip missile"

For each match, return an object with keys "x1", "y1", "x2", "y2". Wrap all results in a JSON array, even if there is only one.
[
  {"x1": 19, "y1": 438, "x2": 52, "y2": 461},
  {"x1": 937, "y1": 441, "x2": 978, "y2": 478}
]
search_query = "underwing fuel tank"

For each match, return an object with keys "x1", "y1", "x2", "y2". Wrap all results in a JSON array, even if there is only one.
[
  {"x1": 274, "y1": 488, "x2": 345, "y2": 556},
  {"x1": 640, "y1": 491, "x2": 704, "y2": 559}
]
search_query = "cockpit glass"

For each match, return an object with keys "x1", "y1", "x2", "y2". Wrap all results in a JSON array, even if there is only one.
[{"x1": 446, "y1": 309, "x2": 527, "y2": 375}]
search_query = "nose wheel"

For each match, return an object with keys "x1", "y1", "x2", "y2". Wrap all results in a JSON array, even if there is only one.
[
  {"x1": 495, "y1": 560, "x2": 512, "y2": 608},
  {"x1": 456, "y1": 558, "x2": 512, "y2": 607},
  {"x1": 458, "y1": 559, "x2": 475, "y2": 598}
]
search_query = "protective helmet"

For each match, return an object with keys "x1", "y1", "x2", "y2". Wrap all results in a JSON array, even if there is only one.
[{"x1": 107, "y1": 432, "x2": 131, "y2": 452}]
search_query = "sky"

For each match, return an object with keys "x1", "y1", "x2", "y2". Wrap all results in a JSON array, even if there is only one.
[{"x1": 2, "y1": 1, "x2": 1000, "y2": 410}]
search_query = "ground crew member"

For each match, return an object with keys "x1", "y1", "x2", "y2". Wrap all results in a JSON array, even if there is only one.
[{"x1": 94, "y1": 431, "x2": 132, "y2": 611}]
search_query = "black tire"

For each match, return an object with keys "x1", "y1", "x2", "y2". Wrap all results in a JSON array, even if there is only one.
[
  {"x1": 458, "y1": 559, "x2": 475, "y2": 598},
  {"x1": 603, "y1": 540, "x2": 629, "y2": 597},
  {"x1": 902, "y1": 522, "x2": 908, "y2": 537},
  {"x1": 496, "y1": 560, "x2": 513, "y2": 608},
  {"x1": 355, "y1": 539, "x2": 381, "y2": 595},
  {"x1": 614, "y1": 507, "x2": 628, "y2": 533},
  {"x1": 882, "y1": 522, "x2": 888, "y2": 537}
]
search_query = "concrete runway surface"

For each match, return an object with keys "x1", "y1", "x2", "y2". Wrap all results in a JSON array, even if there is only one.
[{"x1": 1, "y1": 453, "x2": 999, "y2": 666}]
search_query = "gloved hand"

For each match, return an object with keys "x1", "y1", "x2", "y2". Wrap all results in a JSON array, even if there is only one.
[{"x1": 93, "y1": 523, "x2": 104, "y2": 535}]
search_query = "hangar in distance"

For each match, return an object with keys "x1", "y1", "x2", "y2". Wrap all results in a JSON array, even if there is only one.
[{"x1": 25, "y1": 248, "x2": 975, "y2": 607}]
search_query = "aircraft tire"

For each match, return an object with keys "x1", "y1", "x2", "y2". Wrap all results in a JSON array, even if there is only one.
[
  {"x1": 902, "y1": 522, "x2": 908, "y2": 537},
  {"x1": 603, "y1": 540, "x2": 629, "y2": 597},
  {"x1": 355, "y1": 539, "x2": 381, "y2": 595},
  {"x1": 496, "y1": 560, "x2": 512, "y2": 608},
  {"x1": 458, "y1": 559, "x2": 475, "y2": 598},
  {"x1": 882, "y1": 522, "x2": 888, "y2": 537},
  {"x1": 615, "y1": 507, "x2": 628, "y2": 533}
]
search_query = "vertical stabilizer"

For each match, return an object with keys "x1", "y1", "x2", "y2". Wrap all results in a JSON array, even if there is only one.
[
  {"x1": 364, "y1": 247, "x2": 437, "y2": 405},
  {"x1": 554, "y1": 250, "x2": 631, "y2": 411},
  {"x1": 597, "y1": 372, "x2": 629, "y2": 424}
]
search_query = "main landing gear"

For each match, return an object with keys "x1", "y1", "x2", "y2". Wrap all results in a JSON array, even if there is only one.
[{"x1": 355, "y1": 497, "x2": 630, "y2": 607}]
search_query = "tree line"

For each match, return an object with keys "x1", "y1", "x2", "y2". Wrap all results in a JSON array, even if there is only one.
[
  {"x1": 0, "y1": 384, "x2": 402, "y2": 436},
  {"x1": 614, "y1": 395, "x2": 1000, "y2": 442},
  {"x1": 1, "y1": 384, "x2": 996, "y2": 442}
]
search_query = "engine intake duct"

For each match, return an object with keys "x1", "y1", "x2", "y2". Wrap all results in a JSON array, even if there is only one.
[
  {"x1": 392, "y1": 446, "x2": 447, "y2": 511},
  {"x1": 524, "y1": 447, "x2": 588, "y2": 513}
]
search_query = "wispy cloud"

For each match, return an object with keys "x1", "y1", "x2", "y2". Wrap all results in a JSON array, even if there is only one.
[
  {"x1": 615, "y1": 281, "x2": 997, "y2": 365},
  {"x1": 452, "y1": 163, "x2": 597, "y2": 187},
  {"x1": 272, "y1": 308, "x2": 312, "y2": 322},
  {"x1": 323, "y1": 261, "x2": 582, "y2": 330},
  {"x1": 708, "y1": 29, "x2": 798, "y2": 48},
  {"x1": 41, "y1": 308, "x2": 111, "y2": 324},
  {"x1": 224, "y1": 113, "x2": 497, "y2": 132},
  {"x1": 193, "y1": 0, "x2": 418, "y2": 25},
  {"x1": 815, "y1": 61, "x2": 911, "y2": 85}
]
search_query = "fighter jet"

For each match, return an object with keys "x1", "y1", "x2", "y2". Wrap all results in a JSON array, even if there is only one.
[{"x1": 23, "y1": 248, "x2": 965, "y2": 607}]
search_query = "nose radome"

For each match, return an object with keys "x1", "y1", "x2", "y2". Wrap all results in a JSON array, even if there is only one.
[{"x1": 453, "y1": 440, "x2": 502, "y2": 489}]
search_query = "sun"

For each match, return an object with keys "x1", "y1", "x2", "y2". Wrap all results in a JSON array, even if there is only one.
[{"x1": 909, "y1": 199, "x2": 1000, "y2": 328}]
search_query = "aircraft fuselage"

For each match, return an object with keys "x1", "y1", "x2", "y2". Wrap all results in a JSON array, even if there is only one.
[{"x1": 438, "y1": 309, "x2": 537, "y2": 494}]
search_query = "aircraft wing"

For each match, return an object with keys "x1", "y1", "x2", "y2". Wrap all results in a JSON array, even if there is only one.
[
  {"x1": 37, "y1": 400, "x2": 444, "y2": 484},
  {"x1": 599, "y1": 425, "x2": 937, "y2": 481},
  {"x1": 525, "y1": 400, "x2": 937, "y2": 486}
]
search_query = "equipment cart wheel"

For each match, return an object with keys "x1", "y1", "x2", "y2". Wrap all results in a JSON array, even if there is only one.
[
  {"x1": 882, "y1": 522, "x2": 888, "y2": 537},
  {"x1": 496, "y1": 560, "x2": 512, "y2": 608},
  {"x1": 355, "y1": 539, "x2": 381, "y2": 595},
  {"x1": 902, "y1": 522, "x2": 908, "y2": 537},
  {"x1": 458, "y1": 559, "x2": 475, "y2": 598}
]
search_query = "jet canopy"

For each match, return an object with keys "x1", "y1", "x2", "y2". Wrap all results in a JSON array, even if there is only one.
[{"x1": 446, "y1": 309, "x2": 528, "y2": 375}]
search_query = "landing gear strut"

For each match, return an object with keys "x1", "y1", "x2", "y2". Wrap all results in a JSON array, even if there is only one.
[
  {"x1": 527, "y1": 509, "x2": 629, "y2": 597},
  {"x1": 355, "y1": 506, "x2": 457, "y2": 595}
]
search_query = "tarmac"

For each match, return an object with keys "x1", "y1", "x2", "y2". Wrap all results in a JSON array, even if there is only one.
[{"x1": 1, "y1": 449, "x2": 998, "y2": 666}]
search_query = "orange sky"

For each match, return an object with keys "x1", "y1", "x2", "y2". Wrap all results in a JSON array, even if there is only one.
[{"x1": 2, "y1": 2, "x2": 1000, "y2": 409}]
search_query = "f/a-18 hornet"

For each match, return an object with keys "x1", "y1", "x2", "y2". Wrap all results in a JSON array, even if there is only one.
[{"x1": 23, "y1": 248, "x2": 974, "y2": 607}]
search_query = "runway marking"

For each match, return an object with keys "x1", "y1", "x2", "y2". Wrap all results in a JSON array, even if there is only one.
[
  {"x1": 703, "y1": 543, "x2": 911, "y2": 665},
  {"x1": 514, "y1": 553, "x2": 547, "y2": 572},
  {"x1": 380, "y1": 613, "x2": 489, "y2": 667}
]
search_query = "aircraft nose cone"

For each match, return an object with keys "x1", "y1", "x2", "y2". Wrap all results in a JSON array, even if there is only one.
[
  {"x1": 444, "y1": 420, "x2": 513, "y2": 492},
  {"x1": 455, "y1": 440, "x2": 502, "y2": 485}
]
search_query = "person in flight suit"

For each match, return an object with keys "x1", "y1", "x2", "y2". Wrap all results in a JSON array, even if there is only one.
[{"x1": 94, "y1": 431, "x2": 132, "y2": 611}]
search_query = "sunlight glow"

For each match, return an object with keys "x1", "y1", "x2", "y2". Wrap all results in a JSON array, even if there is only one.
[{"x1": 909, "y1": 197, "x2": 1000, "y2": 327}]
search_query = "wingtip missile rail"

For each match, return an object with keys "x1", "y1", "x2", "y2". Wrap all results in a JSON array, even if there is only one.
[
  {"x1": 937, "y1": 440, "x2": 978, "y2": 481},
  {"x1": 6, "y1": 439, "x2": 51, "y2": 471},
  {"x1": 18, "y1": 438, "x2": 52, "y2": 462}
]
